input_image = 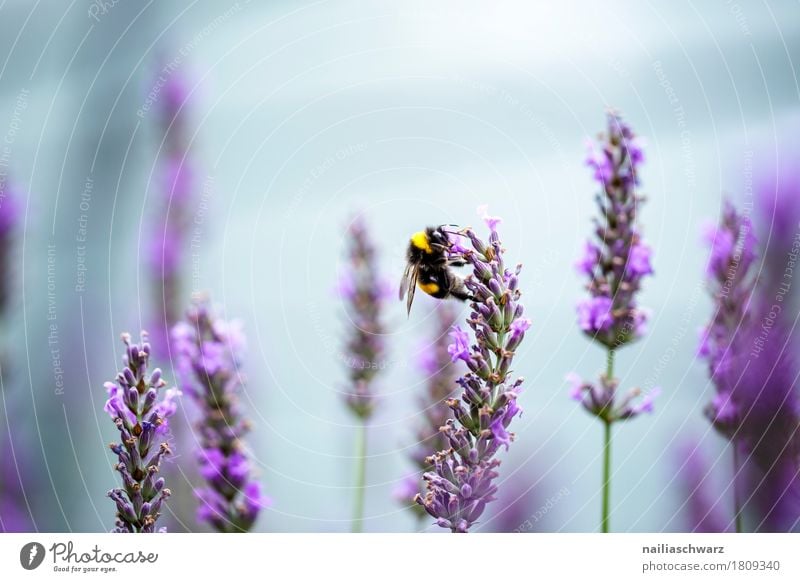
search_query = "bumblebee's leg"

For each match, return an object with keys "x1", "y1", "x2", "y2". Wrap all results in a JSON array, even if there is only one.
[
  {"x1": 448, "y1": 285, "x2": 473, "y2": 302},
  {"x1": 445, "y1": 271, "x2": 473, "y2": 302},
  {"x1": 447, "y1": 258, "x2": 467, "y2": 267}
]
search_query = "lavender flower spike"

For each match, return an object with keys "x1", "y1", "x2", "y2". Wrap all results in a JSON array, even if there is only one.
[
  {"x1": 340, "y1": 216, "x2": 388, "y2": 532},
  {"x1": 571, "y1": 112, "x2": 658, "y2": 422},
  {"x1": 341, "y1": 217, "x2": 387, "y2": 420},
  {"x1": 570, "y1": 111, "x2": 657, "y2": 533},
  {"x1": 699, "y1": 200, "x2": 757, "y2": 440},
  {"x1": 172, "y1": 298, "x2": 269, "y2": 532},
  {"x1": 148, "y1": 66, "x2": 195, "y2": 357},
  {"x1": 577, "y1": 110, "x2": 651, "y2": 348},
  {"x1": 415, "y1": 207, "x2": 531, "y2": 533},
  {"x1": 105, "y1": 332, "x2": 179, "y2": 533}
]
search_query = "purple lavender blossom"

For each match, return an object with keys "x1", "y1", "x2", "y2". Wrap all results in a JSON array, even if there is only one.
[
  {"x1": 395, "y1": 305, "x2": 459, "y2": 517},
  {"x1": 148, "y1": 67, "x2": 195, "y2": 358},
  {"x1": 105, "y1": 332, "x2": 179, "y2": 533},
  {"x1": 415, "y1": 208, "x2": 531, "y2": 533},
  {"x1": 172, "y1": 298, "x2": 269, "y2": 532},
  {"x1": 447, "y1": 325, "x2": 471, "y2": 363},
  {"x1": 575, "y1": 242, "x2": 600, "y2": 276},
  {"x1": 568, "y1": 373, "x2": 660, "y2": 422},
  {"x1": 576, "y1": 111, "x2": 652, "y2": 347},
  {"x1": 577, "y1": 296, "x2": 613, "y2": 334}
]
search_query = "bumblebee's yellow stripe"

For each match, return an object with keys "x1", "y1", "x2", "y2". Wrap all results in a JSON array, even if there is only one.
[
  {"x1": 410, "y1": 231, "x2": 433, "y2": 254},
  {"x1": 418, "y1": 281, "x2": 439, "y2": 295}
]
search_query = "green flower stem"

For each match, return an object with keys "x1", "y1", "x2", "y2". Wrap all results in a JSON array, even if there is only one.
[
  {"x1": 601, "y1": 419, "x2": 612, "y2": 533},
  {"x1": 601, "y1": 348, "x2": 615, "y2": 533},
  {"x1": 733, "y1": 444, "x2": 743, "y2": 533},
  {"x1": 352, "y1": 420, "x2": 368, "y2": 533}
]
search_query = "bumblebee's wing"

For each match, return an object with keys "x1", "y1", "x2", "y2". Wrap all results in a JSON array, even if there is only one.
[
  {"x1": 405, "y1": 269, "x2": 418, "y2": 315},
  {"x1": 399, "y1": 263, "x2": 412, "y2": 300},
  {"x1": 399, "y1": 264, "x2": 419, "y2": 316}
]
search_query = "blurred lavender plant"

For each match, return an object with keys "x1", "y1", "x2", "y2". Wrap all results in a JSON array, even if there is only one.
[
  {"x1": 699, "y1": 186, "x2": 800, "y2": 532},
  {"x1": 699, "y1": 201, "x2": 758, "y2": 438},
  {"x1": 0, "y1": 181, "x2": 20, "y2": 315},
  {"x1": 676, "y1": 442, "x2": 728, "y2": 533},
  {"x1": 745, "y1": 169, "x2": 800, "y2": 532},
  {"x1": 105, "y1": 332, "x2": 180, "y2": 532},
  {"x1": 570, "y1": 112, "x2": 658, "y2": 532},
  {"x1": 756, "y1": 165, "x2": 800, "y2": 304},
  {"x1": 0, "y1": 181, "x2": 26, "y2": 531},
  {"x1": 487, "y1": 475, "x2": 549, "y2": 533},
  {"x1": 172, "y1": 298, "x2": 269, "y2": 532},
  {"x1": 415, "y1": 208, "x2": 532, "y2": 533},
  {"x1": 148, "y1": 67, "x2": 195, "y2": 357},
  {"x1": 339, "y1": 217, "x2": 387, "y2": 532},
  {"x1": 394, "y1": 305, "x2": 458, "y2": 520},
  {"x1": 0, "y1": 451, "x2": 30, "y2": 532},
  {"x1": 698, "y1": 200, "x2": 757, "y2": 532}
]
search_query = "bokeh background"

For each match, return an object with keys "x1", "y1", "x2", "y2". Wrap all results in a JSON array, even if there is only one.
[{"x1": 0, "y1": 0, "x2": 798, "y2": 532}]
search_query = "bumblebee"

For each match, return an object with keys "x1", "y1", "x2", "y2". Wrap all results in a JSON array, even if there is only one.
[{"x1": 399, "y1": 226, "x2": 471, "y2": 315}]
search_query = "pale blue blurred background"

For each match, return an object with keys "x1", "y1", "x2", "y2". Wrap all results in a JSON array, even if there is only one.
[{"x1": 0, "y1": 0, "x2": 798, "y2": 532}]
